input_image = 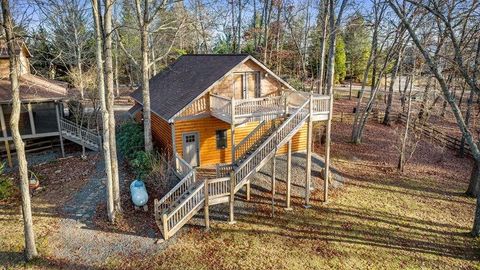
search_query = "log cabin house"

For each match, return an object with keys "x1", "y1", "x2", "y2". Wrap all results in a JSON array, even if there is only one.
[
  {"x1": 130, "y1": 54, "x2": 333, "y2": 240},
  {"x1": 0, "y1": 40, "x2": 100, "y2": 166}
]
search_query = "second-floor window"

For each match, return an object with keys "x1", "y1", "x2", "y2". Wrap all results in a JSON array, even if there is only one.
[{"x1": 233, "y1": 71, "x2": 260, "y2": 99}]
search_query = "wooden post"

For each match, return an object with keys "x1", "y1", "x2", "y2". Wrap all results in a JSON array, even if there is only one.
[
  {"x1": 0, "y1": 105, "x2": 12, "y2": 167},
  {"x1": 27, "y1": 103, "x2": 35, "y2": 135},
  {"x1": 170, "y1": 122, "x2": 176, "y2": 162},
  {"x1": 246, "y1": 180, "x2": 251, "y2": 201},
  {"x1": 231, "y1": 97, "x2": 236, "y2": 164},
  {"x1": 284, "y1": 95, "x2": 289, "y2": 116},
  {"x1": 229, "y1": 172, "x2": 236, "y2": 224},
  {"x1": 55, "y1": 102, "x2": 65, "y2": 157},
  {"x1": 271, "y1": 154, "x2": 276, "y2": 217},
  {"x1": 204, "y1": 179, "x2": 210, "y2": 231},
  {"x1": 285, "y1": 139, "x2": 292, "y2": 210},
  {"x1": 324, "y1": 86, "x2": 334, "y2": 204},
  {"x1": 162, "y1": 213, "x2": 169, "y2": 240},
  {"x1": 305, "y1": 93, "x2": 313, "y2": 208}
]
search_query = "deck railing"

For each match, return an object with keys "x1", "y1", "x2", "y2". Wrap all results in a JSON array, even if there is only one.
[
  {"x1": 207, "y1": 177, "x2": 230, "y2": 199},
  {"x1": 216, "y1": 163, "x2": 233, "y2": 177},
  {"x1": 210, "y1": 94, "x2": 232, "y2": 122},
  {"x1": 210, "y1": 92, "x2": 329, "y2": 124},
  {"x1": 234, "y1": 96, "x2": 284, "y2": 117},
  {"x1": 311, "y1": 95, "x2": 330, "y2": 115}
]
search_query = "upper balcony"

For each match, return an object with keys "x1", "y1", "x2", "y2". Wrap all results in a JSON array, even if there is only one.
[{"x1": 210, "y1": 91, "x2": 330, "y2": 125}]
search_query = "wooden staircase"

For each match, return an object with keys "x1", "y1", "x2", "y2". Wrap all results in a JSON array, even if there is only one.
[
  {"x1": 59, "y1": 118, "x2": 101, "y2": 151},
  {"x1": 154, "y1": 97, "x2": 312, "y2": 240}
]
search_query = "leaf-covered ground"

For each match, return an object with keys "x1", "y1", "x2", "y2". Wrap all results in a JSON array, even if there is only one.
[
  {"x1": 2, "y1": 101, "x2": 480, "y2": 269},
  {"x1": 103, "y1": 120, "x2": 480, "y2": 270}
]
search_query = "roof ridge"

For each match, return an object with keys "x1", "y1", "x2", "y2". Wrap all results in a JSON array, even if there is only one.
[{"x1": 183, "y1": 53, "x2": 250, "y2": 56}]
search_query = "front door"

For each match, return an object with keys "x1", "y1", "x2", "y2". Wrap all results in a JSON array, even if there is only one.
[{"x1": 183, "y1": 132, "x2": 199, "y2": 167}]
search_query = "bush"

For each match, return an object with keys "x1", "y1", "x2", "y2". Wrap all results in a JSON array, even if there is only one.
[
  {"x1": 0, "y1": 163, "x2": 15, "y2": 200},
  {"x1": 130, "y1": 151, "x2": 154, "y2": 179},
  {"x1": 117, "y1": 121, "x2": 144, "y2": 160}
]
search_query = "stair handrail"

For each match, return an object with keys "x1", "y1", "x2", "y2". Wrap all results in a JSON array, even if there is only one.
[
  {"x1": 233, "y1": 98, "x2": 310, "y2": 188},
  {"x1": 59, "y1": 117, "x2": 100, "y2": 144},
  {"x1": 234, "y1": 120, "x2": 275, "y2": 162},
  {"x1": 163, "y1": 181, "x2": 205, "y2": 238},
  {"x1": 156, "y1": 164, "x2": 196, "y2": 213}
]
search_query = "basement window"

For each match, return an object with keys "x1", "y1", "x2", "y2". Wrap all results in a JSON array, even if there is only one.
[{"x1": 216, "y1": 129, "x2": 227, "y2": 149}]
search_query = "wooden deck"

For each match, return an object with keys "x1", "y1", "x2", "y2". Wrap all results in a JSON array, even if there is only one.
[{"x1": 210, "y1": 92, "x2": 330, "y2": 124}]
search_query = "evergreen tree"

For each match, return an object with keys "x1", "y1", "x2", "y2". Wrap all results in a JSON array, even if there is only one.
[{"x1": 344, "y1": 12, "x2": 370, "y2": 81}]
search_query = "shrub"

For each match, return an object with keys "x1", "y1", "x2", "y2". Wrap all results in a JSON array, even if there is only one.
[
  {"x1": 0, "y1": 163, "x2": 15, "y2": 200},
  {"x1": 117, "y1": 121, "x2": 144, "y2": 160},
  {"x1": 130, "y1": 151, "x2": 154, "y2": 179}
]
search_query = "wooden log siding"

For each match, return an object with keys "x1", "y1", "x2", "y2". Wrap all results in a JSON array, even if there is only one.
[
  {"x1": 174, "y1": 116, "x2": 307, "y2": 166},
  {"x1": 152, "y1": 113, "x2": 172, "y2": 154},
  {"x1": 133, "y1": 107, "x2": 172, "y2": 154},
  {"x1": 211, "y1": 59, "x2": 283, "y2": 98}
]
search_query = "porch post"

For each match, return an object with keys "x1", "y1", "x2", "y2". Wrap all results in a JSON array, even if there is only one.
[
  {"x1": 271, "y1": 154, "x2": 276, "y2": 217},
  {"x1": 55, "y1": 102, "x2": 65, "y2": 157},
  {"x1": 204, "y1": 179, "x2": 210, "y2": 231},
  {"x1": 229, "y1": 171, "x2": 236, "y2": 224},
  {"x1": 305, "y1": 93, "x2": 313, "y2": 208},
  {"x1": 324, "y1": 89, "x2": 334, "y2": 204},
  {"x1": 0, "y1": 105, "x2": 12, "y2": 167},
  {"x1": 27, "y1": 103, "x2": 36, "y2": 135},
  {"x1": 230, "y1": 97, "x2": 235, "y2": 164},
  {"x1": 285, "y1": 139, "x2": 292, "y2": 210}
]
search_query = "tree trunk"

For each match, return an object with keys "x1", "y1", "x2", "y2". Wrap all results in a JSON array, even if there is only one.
[
  {"x1": 114, "y1": 35, "x2": 120, "y2": 97},
  {"x1": 1, "y1": 0, "x2": 38, "y2": 260},
  {"x1": 237, "y1": 0, "x2": 242, "y2": 53},
  {"x1": 317, "y1": 0, "x2": 328, "y2": 94},
  {"x1": 398, "y1": 77, "x2": 414, "y2": 172},
  {"x1": 91, "y1": 0, "x2": 114, "y2": 222},
  {"x1": 141, "y1": 27, "x2": 153, "y2": 152},
  {"x1": 104, "y1": 0, "x2": 121, "y2": 212},
  {"x1": 467, "y1": 160, "x2": 480, "y2": 197},
  {"x1": 460, "y1": 89, "x2": 475, "y2": 157},
  {"x1": 383, "y1": 49, "x2": 402, "y2": 125},
  {"x1": 471, "y1": 196, "x2": 480, "y2": 237}
]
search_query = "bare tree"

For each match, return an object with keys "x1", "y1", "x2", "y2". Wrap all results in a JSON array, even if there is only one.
[
  {"x1": 1, "y1": 0, "x2": 38, "y2": 260},
  {"x1": 388, "y1": 0, "x2": 480, "y2": 236},
  {"x1": 103, "y1": 0, "x2": 121, "y2": 213},
  {"x1": 91, "y1": 0, "x2": 115, "y2": 222},
  {"x1": 117, "y1": 0, "x2": 183, "y2": 152}
]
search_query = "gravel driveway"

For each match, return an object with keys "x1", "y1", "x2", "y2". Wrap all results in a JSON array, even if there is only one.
[{"x1": 48, "y1": 156, "x2": 160, "y2": 268}]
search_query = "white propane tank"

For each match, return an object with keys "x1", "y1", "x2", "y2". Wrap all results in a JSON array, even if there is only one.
[{"x1": 130, "y1": 180, "x2": 148, "y2": 207}]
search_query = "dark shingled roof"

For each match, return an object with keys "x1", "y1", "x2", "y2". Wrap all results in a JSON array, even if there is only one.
[{"x1": 131, "y1": 54, "x2": 250, "y2": 121}]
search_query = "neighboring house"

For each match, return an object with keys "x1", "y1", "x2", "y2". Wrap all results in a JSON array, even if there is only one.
[
  {"x1": 0, "y1": 40, "x2": 100, "y2": 166},
  {"x1": 130, "y1": 54, "x2": 333, "y2": 240}
]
